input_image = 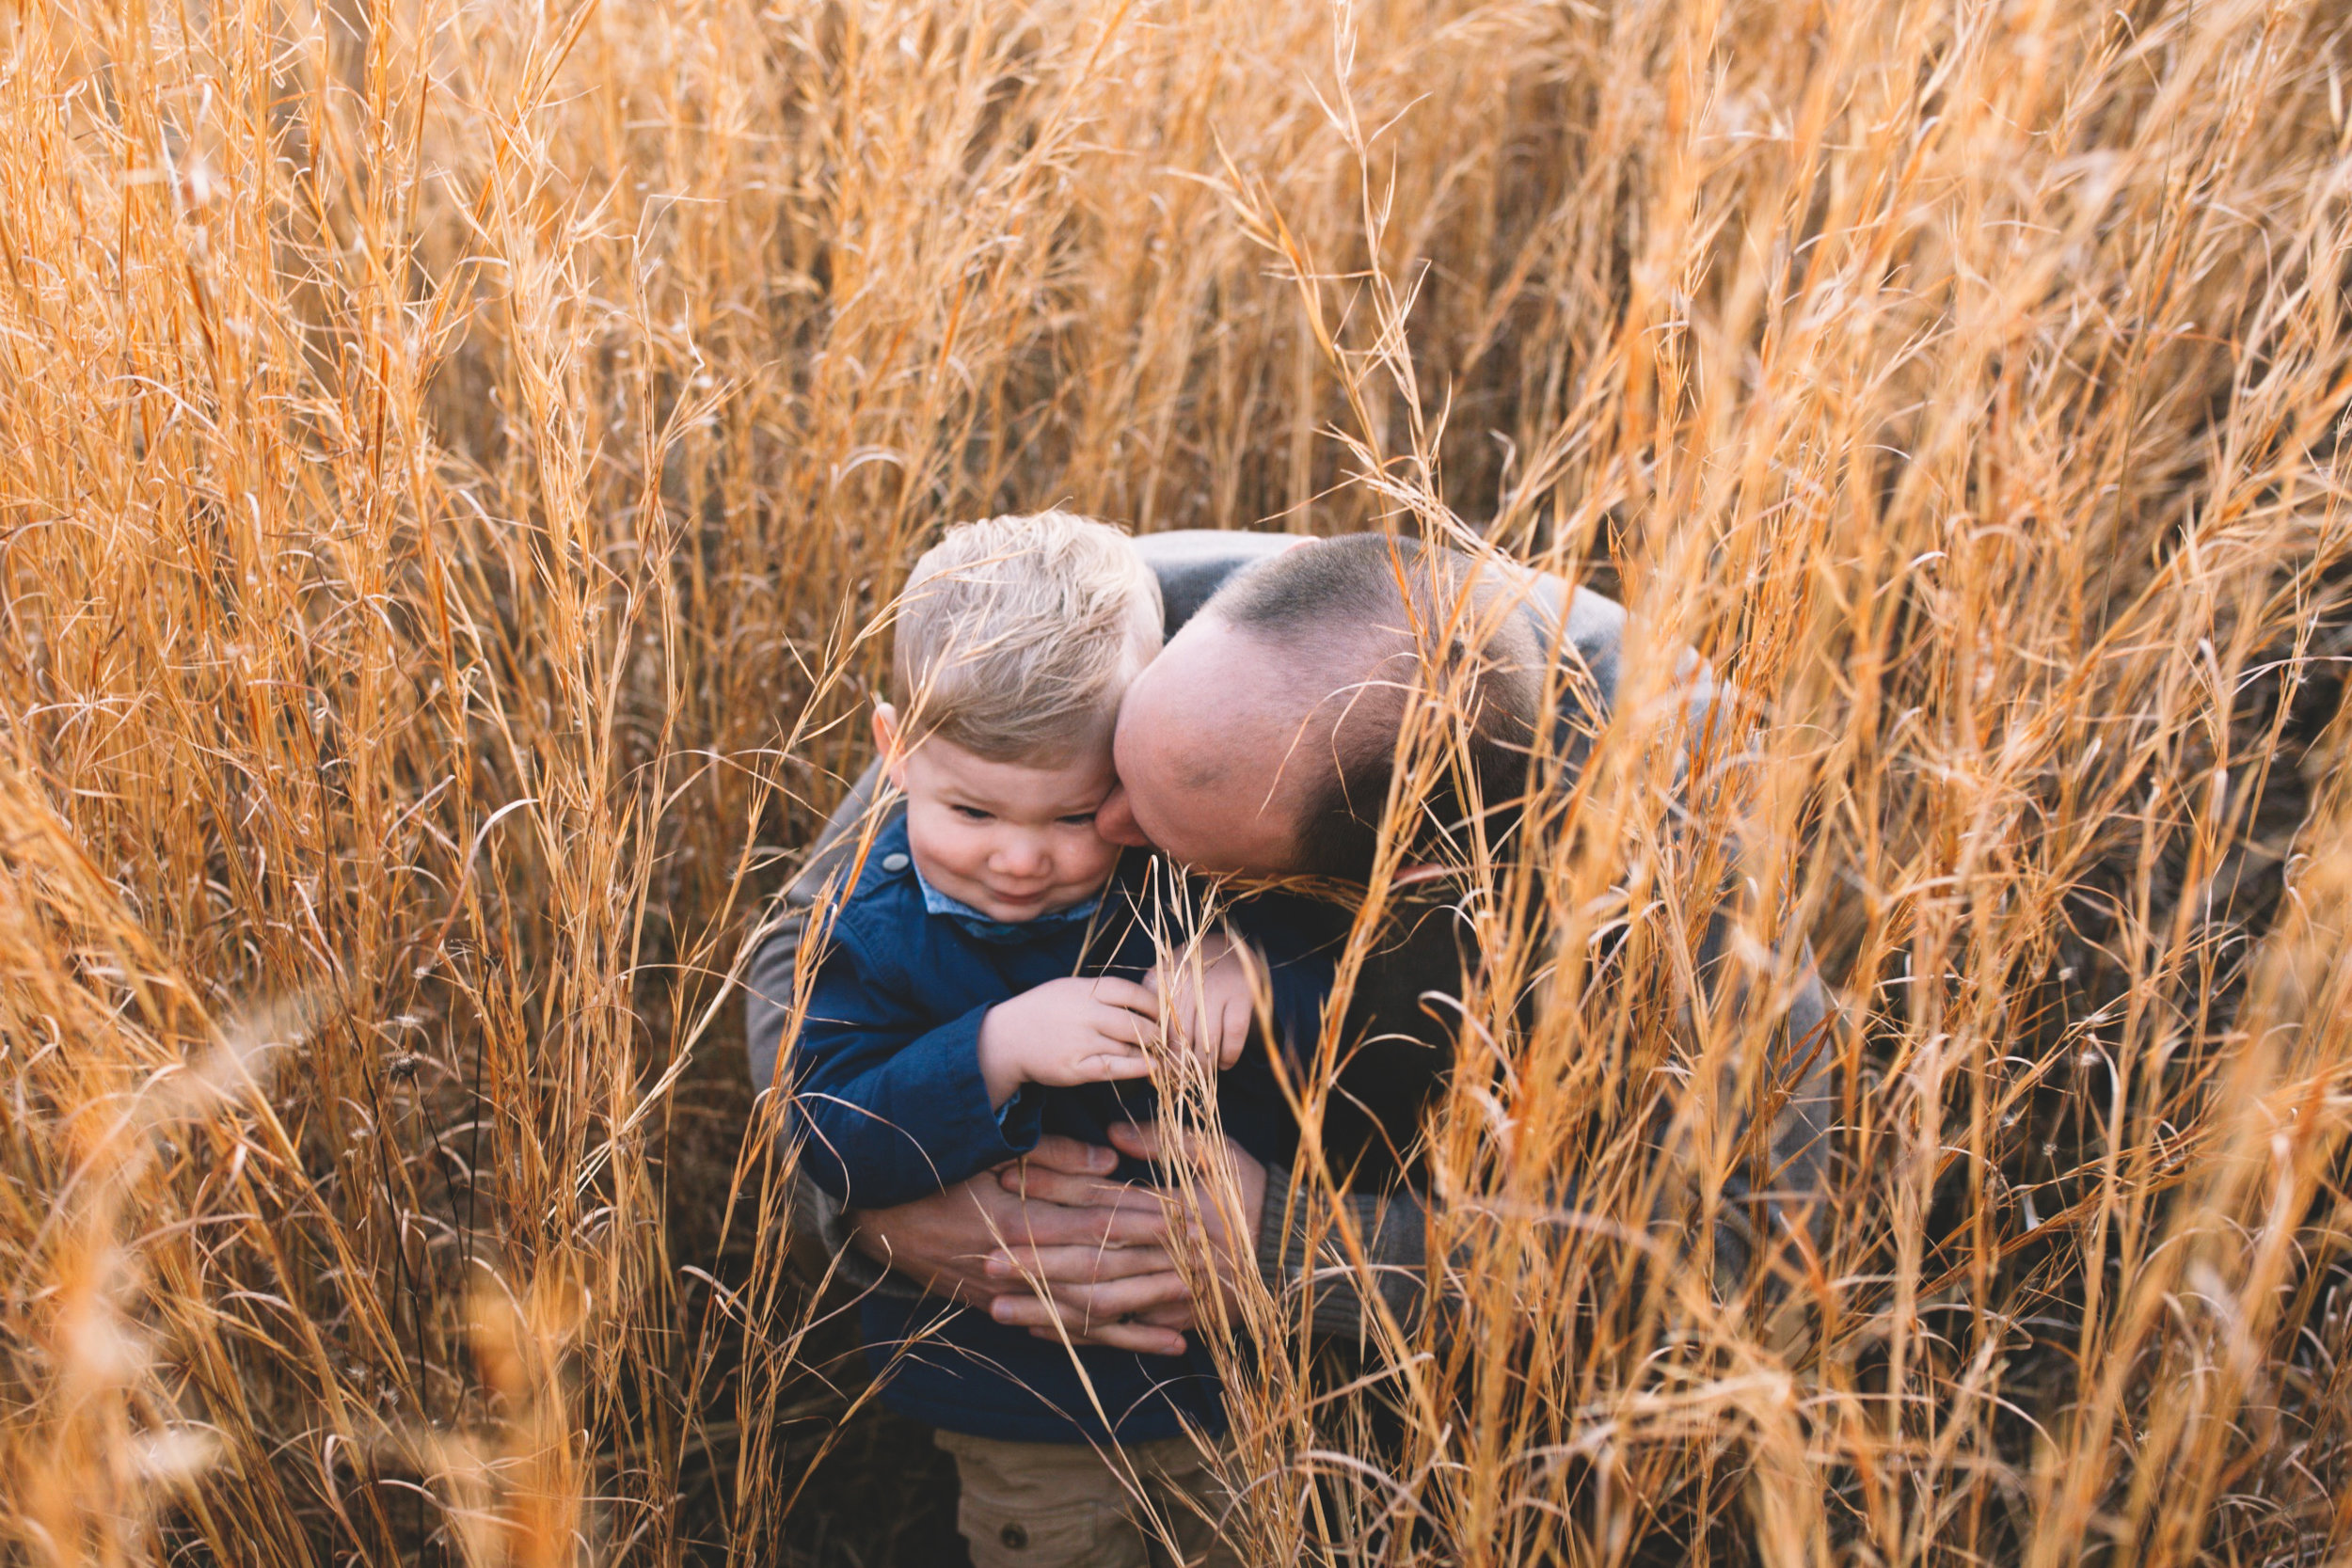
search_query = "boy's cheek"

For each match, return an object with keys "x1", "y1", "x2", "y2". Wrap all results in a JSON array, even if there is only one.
[
  {"x1": 901, "y1": 812, "x2": 965, "y2": 878},
  {"x1": 1075, "y1": 840, "x2": 1121, "y2": 885}
]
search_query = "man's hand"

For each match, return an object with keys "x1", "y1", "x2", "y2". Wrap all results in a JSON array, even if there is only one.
[
  {"x1": 977, "y1": 1139, "x2": 1198, "y2": 1354},
  {"x1": 975, "y1": 975, "x2": 1161, "y2": 1107},
  {"x1": 1106, "y1": 1120, "x2": 1268, "y2": 1314},
  {"x1": 1144, "y1": 929, "x2": 1260, "y2": 1076},
  {"x1": 982, "y1": 1121, "x2": 1268, "y2": 1351},
  {"x1": 845, "y1": 1134, "x2": 1172, "y2": 1326}
]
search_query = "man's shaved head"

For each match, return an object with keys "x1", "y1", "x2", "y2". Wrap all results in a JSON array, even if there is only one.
[{"x1": 1110, "y1": 534, "x2": 1542, "y2": 879}]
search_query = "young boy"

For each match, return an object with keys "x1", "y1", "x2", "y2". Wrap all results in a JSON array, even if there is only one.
[{"x1": 788, "y1": 512, "x2": 1314, "y2": 1568}]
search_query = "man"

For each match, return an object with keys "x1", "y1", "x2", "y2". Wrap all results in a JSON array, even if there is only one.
[{"x1": 742, "y1": 530, "x2": 1830, "y2": 1356}]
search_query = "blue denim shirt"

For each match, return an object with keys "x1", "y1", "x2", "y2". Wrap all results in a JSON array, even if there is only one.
[{"x1": 790, "y1": 814, "x2": 1328, "y2": 1443}]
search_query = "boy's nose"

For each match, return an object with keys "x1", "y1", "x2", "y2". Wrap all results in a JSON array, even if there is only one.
[{"x1": 992, "y1": 837, "x2": 1047, "y2": 878}]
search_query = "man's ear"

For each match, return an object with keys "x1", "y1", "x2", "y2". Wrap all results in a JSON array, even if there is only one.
[{"x1": 871, "y1": 704, "x2": 909, "y2": 791}]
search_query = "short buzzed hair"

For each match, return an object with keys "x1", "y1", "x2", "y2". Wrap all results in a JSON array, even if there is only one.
[
  {"x1": 891, "y1": 511, "x2": 1164, "y2": 763},
  {"x1": 1205, "y1": 533, "x2": 1540, "y2": 879}
]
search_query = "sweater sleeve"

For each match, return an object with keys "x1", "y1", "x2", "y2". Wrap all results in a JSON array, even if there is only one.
[
  {"x1": 1253, "y1": 1167, "x2": 1431, "y2": 1338},
  {"x1": 789, "y1": 918, "x2": 1046, "y2": 1212},
  {"x1": 745, "y1": 768, "x2": 921, "y2": 1298},
  {"x1": 1246, "y1": 958, "x2": 1834, "y2": 1340}
]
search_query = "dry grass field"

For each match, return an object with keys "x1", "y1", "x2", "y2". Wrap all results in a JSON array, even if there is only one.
[{"x1": 5, "y1": 0, "x2": 2352, "y2": 1562}]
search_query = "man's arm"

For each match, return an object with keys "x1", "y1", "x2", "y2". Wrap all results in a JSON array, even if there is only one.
[
  {"x1": 1231, "y1": 964, "x2": 1829, "y2": 1345},
  {"x1": 1254, "y1": 1166, "x2": 1432, "y2": 1338},
  {"x1": 1226, "y1": 574, "x2": 1835, "y2": 1338},
  {"x1": 1238, "y1": 988, "x2": 1833, "y2": 1341},
  {"x1": 743, "y1": 767, "x2": 906, "y2": 1295}
]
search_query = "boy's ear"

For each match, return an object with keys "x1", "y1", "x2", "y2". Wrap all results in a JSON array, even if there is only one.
[{"x1": 871, "y1": 704, "x2": 908, "y2": 789}]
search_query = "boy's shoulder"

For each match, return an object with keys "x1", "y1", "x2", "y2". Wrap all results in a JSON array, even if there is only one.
[{"x1": 820, "y1": 815, "x2": 931, "y2": 962}]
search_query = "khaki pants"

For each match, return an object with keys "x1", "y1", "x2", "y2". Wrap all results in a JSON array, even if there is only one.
[{"x1": 934, "y1": 1430, "x2": 1242, "y2": 1568}]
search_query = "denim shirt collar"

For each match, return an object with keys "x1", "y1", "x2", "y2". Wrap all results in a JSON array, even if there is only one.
[{"x1": 914, "y1": 864, "x2": 1101, "y2": 946}]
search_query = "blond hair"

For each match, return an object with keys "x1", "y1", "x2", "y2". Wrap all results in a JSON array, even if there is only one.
[{"x1": 890, "y1": 512, "x2": 1163, "y2": 762}]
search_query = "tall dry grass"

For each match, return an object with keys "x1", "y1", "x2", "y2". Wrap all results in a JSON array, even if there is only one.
[{"x1": 2, "y1": 0, "x2": 2348, "y2": 1562}]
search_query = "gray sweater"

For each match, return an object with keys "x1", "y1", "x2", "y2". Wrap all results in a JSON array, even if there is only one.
[{"x1": 740, "y1": 531, "x2": 1832, "y2": 1338}]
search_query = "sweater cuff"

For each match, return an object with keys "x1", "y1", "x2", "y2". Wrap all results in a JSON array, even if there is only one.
[
  {"x1": 787, "y1": 1164, "x2": 920, "y2": 1300},
  {"x1": 1255, "y1": 1165, "x2": 1432, "y2": 1340}
]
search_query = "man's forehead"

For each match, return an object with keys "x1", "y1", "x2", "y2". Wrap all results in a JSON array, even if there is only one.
[
  {"x1": 1122, "y1": 620, "x2": 1282, "y2": 760},
  {"x1": 1114, "y1": 614, "x2": 1322, "y2": 871}
]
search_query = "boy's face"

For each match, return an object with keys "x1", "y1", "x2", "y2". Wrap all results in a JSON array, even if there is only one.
[{"x1": 879, "y1": 716, "x2": 1124, "y2": 924}]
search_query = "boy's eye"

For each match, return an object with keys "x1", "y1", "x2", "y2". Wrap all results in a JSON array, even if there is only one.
[
  {"x1": 1057, "y1": 813, "x2": 1100, "y2": 828},
  {"x1": 950, "y1": 805, "x2": 993, "y2": 822}
]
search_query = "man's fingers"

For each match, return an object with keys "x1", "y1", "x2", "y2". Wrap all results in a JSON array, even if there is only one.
[
  {"x1": 1018, "y1": 1136, "x2": 1119, "y2": 1178},
  {"x1": 997, "y1": 1160, "x2": 1155, "y2": 1212},
  {"x1": 988, "y1": 1270, "x2": 1193, "y2": 1326},
  {"x1": 997, "y1": 1161, "x2": 1114, "y2": 1203},
  {"x1": 993, "y1": 1200, "x2": 1168, "y2": 1249},
  {"x1": 1133, "y1": 1300, "x2": 1196, "y2": 1332},
  {"x1": 1030, "y1": 1321, "x2": 1189, "y2": 1356},
  {"x1": 1105, "y1": 1120, "x2": 1175, "y2": 1164},
  {"x1": 984, "y1": 1243, "x2": 1176, "y2": 1284}
]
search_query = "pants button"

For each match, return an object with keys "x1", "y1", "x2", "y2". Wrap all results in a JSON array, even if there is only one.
[{"x1": 998, "y1": 1523, "x2": 1029, "y2": 1550}]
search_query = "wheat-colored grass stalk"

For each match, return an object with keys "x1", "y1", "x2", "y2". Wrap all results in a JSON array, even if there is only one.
[{"x1": 3, "y1": 0, "x2": 2349, "y2": 1562}]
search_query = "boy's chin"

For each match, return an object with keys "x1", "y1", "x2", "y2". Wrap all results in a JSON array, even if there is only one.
[
  {"x1": 970, "y1": 891, "x2": 1055, "y2": 921},
  {"x1": 963, "y1": 884, "x2": 1089, "y2": 922}
]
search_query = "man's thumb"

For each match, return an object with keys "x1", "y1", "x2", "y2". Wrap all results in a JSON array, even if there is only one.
[
  {"x1": 1026, "y1": 1133, "x2": 1120, "y2": 1174},
  {"x1": 1106, "y1": 1121, "x2": 1161, "y2": 1161}
]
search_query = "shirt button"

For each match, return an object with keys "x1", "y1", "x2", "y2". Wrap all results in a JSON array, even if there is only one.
[
  {"x1": 882, "y1": 853, "x2": 909, "y2": 872},
  {"x1": 998, "y1": 1523, "x2": 1029, "y2": 1550}
]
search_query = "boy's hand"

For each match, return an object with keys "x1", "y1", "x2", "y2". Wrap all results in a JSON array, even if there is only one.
[
  {"x1": 1145, "y1": 930, "x2": 1261, "y2": 1078},
  {"x1": 976, "y1": 975, "x2": 1161, "y2": 1107}
]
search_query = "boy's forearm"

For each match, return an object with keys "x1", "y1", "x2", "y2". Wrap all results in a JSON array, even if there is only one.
[{"x1": 795, "y1": 1002, "x2": 1045, "y2": 1211}]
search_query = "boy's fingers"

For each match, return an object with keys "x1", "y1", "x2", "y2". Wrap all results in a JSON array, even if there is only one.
[
  {"x1": 1218, "y1": 1001, "x2": 1249, "y2": 1068},
  {"x1": 1086, "y1": 975, "x2": 1161, "y2": 1018},
  {"x1": 1076, "y1": 1051, "x2": 1154, "y2": 1081},
  {"x1": 1085, "y1": 1005, "x2": 1158, "y2": 1048}
]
